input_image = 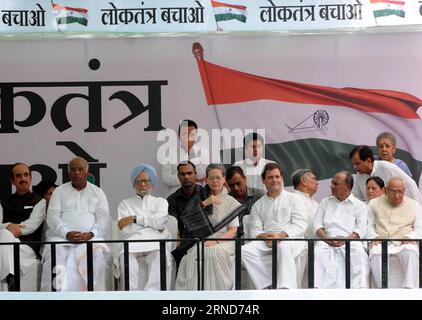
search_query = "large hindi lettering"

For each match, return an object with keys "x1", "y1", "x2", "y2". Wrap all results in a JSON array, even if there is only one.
[
  {"x1": 0, "y1": 59, "x2": 167, "y2": 133},
  {"x1": 101, "y1": 1, "x2": 204, "y2": 26},
  {"x1": 101, "y1": 2, "x2": 157, "y2": 25},
  {"x1": 260, "y1": 1, "x2": 315, "y2": 23},
  {"x1": 1, "y1": 3, "x2": 45, "y2": 27}
]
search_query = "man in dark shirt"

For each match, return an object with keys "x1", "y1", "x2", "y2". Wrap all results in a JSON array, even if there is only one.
[
  {"x1": 167, "y1": 161, "x2": 204, "y2": 267},
  {"x1": 226, "y1": 166, "x2": 265, "y2": 238},
  {"x1": 0, "y1": 163, "x2": 42, "y2": 291}
]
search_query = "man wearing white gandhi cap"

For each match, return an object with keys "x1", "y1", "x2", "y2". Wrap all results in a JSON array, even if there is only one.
[{"x1": 116, "y1": 164, "x2": 173, "y2": 291}]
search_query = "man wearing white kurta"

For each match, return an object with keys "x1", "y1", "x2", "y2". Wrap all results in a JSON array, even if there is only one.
[
  {"x1": 117, "y1": 164, "x2": 172, "y2": 291},
  {"x1": 233, "y1": 132, "x2": 275, "y2": 192},
  {"x1": 241, "y1": 163, "x2": 307, "y2": 289},
  {"x1": 158, "y1": 120, "x2": 210, "y2": 197},
  {"x1": 314, "y1": 171, "x2": 369, "y2": 289},
  {"x1": 349, "y1": 145, "x2": 422, "y2": 204},
  {"x1": 291, "y1": 169, "x2": 319, "y2": 239},
  {"x1": 41, "y1": 157, "x2": 109, "y2": 291},
  {"x1": 368, "y1": 177, "x2": 422, "y2": 288}
]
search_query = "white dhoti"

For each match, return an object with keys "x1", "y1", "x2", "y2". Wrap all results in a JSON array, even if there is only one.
[
  {"x1": 0, "y1": 229, "x2": 38, "y2": 281},
  {"x1": 40, "y1": 243, "x2": 107, "y2": 291},
  {"x1": 241, "y1": 240, "x2": 307, "y2": 289},
  {"x1": 118, "y1": 249, "x2": 173, "y2": 291},
  {"x1": 314, "y1": 241, "x2": 369, "y2": 289},
  {"x1": 370, "y1": 243, "x2": 419, "y2": 289}
]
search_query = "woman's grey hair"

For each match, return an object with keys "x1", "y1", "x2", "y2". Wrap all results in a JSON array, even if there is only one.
[
  {"x1": 376, "y1": 132, "x2": 397, "y2": 147},
  {"x1": 206, "y1": 163, "x2": 226, "y2": 177}
]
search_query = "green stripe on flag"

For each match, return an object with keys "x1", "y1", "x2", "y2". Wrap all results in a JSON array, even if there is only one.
[
  {"x1": 56, "y1": 16, "x2": 88, "y2": 26},
  {"x1": 215, "y1": 13, "x2": 246, "y2": 23},
  {"x1": 221, "y1": 138, "x2": 422, "y2": 186},
  {"x1": 373, "y1": 9, "x2": 405, "y2": 18}
]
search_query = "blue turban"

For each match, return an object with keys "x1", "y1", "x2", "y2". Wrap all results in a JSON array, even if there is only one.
[{"x1": 130, "y1": 164, "x2": 157, "y2": 188}]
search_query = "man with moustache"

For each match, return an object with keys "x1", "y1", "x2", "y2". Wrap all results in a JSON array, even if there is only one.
[
  {"x1": 0, "y1": 163, "x2": 43, "y2": 291},
  {"x1": 167, "y1": 161, "x2": 204, "y2": 267},
  {"x1": 226, "y1": 166, "x2": 265, "y2": 237}
]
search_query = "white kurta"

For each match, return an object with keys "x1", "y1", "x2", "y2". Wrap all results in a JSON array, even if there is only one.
[
  {"x1": 117, "y1": 194, "x2": 173, "y2": 291},
  {"x1": 313, "y1": 194, "x2": 369, "y2": 288},
  {"x1": 159, "y1": 144, "x2": 211, "y2": 197},
  {"x1": 352, "y1": 160, "x2": 422, "y2": 204},
  {"x1": 233, "y1": 158, "x2": 275, "y2": 192},
  {"x1": 293, "y1": 190, "x2": 319, "y2": 239},
  {"x1": 118, "y1": 194, "x2": 170, "y2": 253},
  {"x1": 242, "y1": 190, "x2": 308, "y2": 289},
  {"x1": 367, "y1": 196, "x2": 422, "y2": 288},
  {"x1": 41, "y1": 182, "x2": 110, "y2": 291},
  {"x1": 0, "y1": 200, "x2": 45, "y2": 283}
]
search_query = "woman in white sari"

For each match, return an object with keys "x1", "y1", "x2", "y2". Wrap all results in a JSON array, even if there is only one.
[{"x1": 175, "y1": 164, "x2": 243, "y2": 290}]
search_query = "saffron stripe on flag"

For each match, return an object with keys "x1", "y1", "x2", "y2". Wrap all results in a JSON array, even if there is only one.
[
  {"x1": 211, "y1": 0, "x2": 247, "y2": 11},
  {"x1": 52, "y1": 2, "x2": 88, "y2": 14},
  {"x1": 370, "y1": 0, "x2": 405, "y2": 5}
]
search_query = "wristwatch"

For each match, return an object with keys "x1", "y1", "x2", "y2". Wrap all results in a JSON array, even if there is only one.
[{"x1": 133, "y1": 217, "x2": 137, "y2": 224}]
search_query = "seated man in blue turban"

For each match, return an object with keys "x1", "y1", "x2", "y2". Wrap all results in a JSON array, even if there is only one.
[{"x1": 116, "y1": 164, "x2": 173, "y2": 290}]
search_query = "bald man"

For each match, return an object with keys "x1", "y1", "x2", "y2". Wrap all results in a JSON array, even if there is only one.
[
  {"x1": 368, "y1": 177, "x2": 422, "y2": 288},
  {"x1": 40, "y1": 157, "x2": 110, "y2": 291}
]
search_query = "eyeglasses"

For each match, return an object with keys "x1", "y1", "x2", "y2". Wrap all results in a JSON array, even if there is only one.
[
  {"x1": 386, "y1": 189, "x2": 405, "y2": 195},
  {"x1": 135, "y1": 179, "x2": 151, "y2": 185}
]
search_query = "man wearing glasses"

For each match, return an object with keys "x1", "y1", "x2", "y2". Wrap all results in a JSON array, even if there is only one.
[
  {"x1": 368, "y1": 177, "x2": 422, "y2": 288},
  {"x1": 116, "y1": 164, "x2": 173, "y2": 290}
]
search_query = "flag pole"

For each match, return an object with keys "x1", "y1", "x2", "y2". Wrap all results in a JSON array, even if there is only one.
[{"x1": 192, "y1": 42, "x2": 224, "y2": 157}]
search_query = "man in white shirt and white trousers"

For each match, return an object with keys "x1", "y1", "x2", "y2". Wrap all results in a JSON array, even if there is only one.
[
  {"x1": 314, "y1": 171, "x2": 369, "y2": 288},
  {"x1": 41, "y1": 157, "x2": 110, "y2": 291},
  {"x1": 241, "y1": 163, "x2": 307, "y2": 289},
  {"x1": 116, "y1": 164, "x2": 173, "y2": 290}
]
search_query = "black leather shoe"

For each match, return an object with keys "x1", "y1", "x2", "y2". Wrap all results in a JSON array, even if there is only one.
[{"x1": 6, "y1": 274, "x2": 16, "y2": 291}]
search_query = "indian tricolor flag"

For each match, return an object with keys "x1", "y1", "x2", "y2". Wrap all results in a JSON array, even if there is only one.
[
  {"x1": 371, "y1": 0, "x2": 405, "y2": 18},
  {"x1": 212, "y1": 1, "x2": 247, "y2": 23},
  {"x1": 192, "y1": 42, "x2": 422, "y2": 186},
  {"x1": 52, "y1": 2, "x2": 88, "y2": 27}
]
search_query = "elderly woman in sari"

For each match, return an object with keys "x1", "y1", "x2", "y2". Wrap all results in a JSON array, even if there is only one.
[
  {"x1": 175, "y1": 163, "x2": 244, "y2": 290},
  {"x1": 376, "y1": 132, "x2": 412, "y2": 177}
]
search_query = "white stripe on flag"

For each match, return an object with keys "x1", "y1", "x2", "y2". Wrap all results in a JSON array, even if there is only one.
[{"x1": 212, "y1": 100, "x2": 422, "y2": 160}]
